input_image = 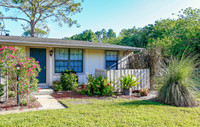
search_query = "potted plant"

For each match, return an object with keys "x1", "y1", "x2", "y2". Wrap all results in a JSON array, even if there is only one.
[{"x1": 119, "y1": 74, "x2": 140, "y2": 96}]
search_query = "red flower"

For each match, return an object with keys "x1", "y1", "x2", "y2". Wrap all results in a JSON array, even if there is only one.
[
  {"x1": 37, "y1": 61, "x2": 39, "y2": 63},
  {"x1": 5, "y1": 73, "x2": 7, "y2": 75},
  {"x1": 14, "y1": 78, "x2": 17, "y2": 80},
  {"x1": 28, "y1": 68, "x2": 32, "y2": 72}
]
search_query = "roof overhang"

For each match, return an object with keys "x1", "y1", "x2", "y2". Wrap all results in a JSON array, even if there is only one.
[{"x1": 0, "y1": 39, "x2": 144, "y2": 52}]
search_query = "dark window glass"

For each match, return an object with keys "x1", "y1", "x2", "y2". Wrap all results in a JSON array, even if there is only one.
[
  {"x1": 55, "y1": 48, "x2": 83, "y2": 73},
  {"x1": 106, "y1": 51, "x2": 118, "y2": 70}
]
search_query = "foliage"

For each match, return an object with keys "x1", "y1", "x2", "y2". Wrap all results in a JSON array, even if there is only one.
[
  {"x1": 0, "y1": 46, "x2": 41, "y2": 99},
  {"x1": 86, "y1": 74, "x2": 114, "y2": 96},
  {"x1": 1, "y1": 99, "x2": 199, "y2": 126},
  {"x1": 119, "y1": 74, "x2": 140, "y2": 89},
  {"x1": 61, "y1": 73, "x2": 78, "y2": 91},
  {"x1": 8, "y1": 91, "x2": 15, "y2": 98},
  {"x1": 64, "y1": 28, "x2": 117, "y2": 42},
  {"x1": 65, "y1": 8, "x2": 200, "y2": 58},
  {"x1": 52, "y1": 81, "x2": 62, "y2": 91},
  {"x1": 0, "y1": 0, "x2": 82, "y2": 37},
  {"x1": 128, "y1": 46, "x2": 162, "y2": 90},
  {"x1": 20, "y1": 99, "x2": 28, "y2": 106},
  {"x1": 157, "y1": 55, "x2": 200, "y2": 107},
  {"x1": 0, "y1": 84, "x2": 5, "y2": 97},
  {"x1": 22, "y1": 28, "x2": 49, "y2": 38},
  {"x1": 106, "y1": 29, "x2": 116, "y2": 39},
  {"x1": 77, "y1": 89, "x2": 87, "y2": 95},
  {"x1": 64, "y1": 29, "x2": 98, "y2": 42}
]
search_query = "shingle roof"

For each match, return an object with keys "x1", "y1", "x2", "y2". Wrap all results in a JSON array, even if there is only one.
[{"x1": 0, "y1": 36, "x2": 143, "y2": 51}]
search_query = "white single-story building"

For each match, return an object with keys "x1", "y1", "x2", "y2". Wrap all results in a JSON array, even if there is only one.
[{"x1": 0, "y1": 36, "x2": 143, "y2": 88}]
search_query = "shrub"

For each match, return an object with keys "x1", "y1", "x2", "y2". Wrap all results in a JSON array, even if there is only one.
[
  {"x1": 119, "y1": 74, "x2": 140, "y2": 89},
  {"x1": 157, "y1": 55, "x2": 200, "y2": 107},
  {"x1": 8, "y1": 91, "x2": 16, "y2": 97},
  {"x1": 20, "y1": 99, "x2": 28, "y2": 106},
  {"x1": 86, "y1": 74, "x2": 114, "y2": 96},
  {"x1": 61, "y1": 73, "x2": 78, "y2": 91},
  {"x1": 52, "y1": 81, "x2": 62, "y2": 91},
  {"x1": 77, "y1": 89, "x2": 87, "y2": 95},
  {"x1": 0, "y1": 46, "x2": 41, "y2": 99}
]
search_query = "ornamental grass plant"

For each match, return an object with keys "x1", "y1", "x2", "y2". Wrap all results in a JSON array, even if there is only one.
[{"x1": 157, "y1": 55, "x2": 200, "y2": 107}]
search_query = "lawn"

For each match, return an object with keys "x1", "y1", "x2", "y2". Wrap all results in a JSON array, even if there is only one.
[{"x1": 0, "y1": 99, "x2": 200, "y2": 127}]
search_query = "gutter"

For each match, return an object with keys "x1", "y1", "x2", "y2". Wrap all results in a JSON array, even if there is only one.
[{"x1": 0, "y1": 40, "x2": 144, "y2": 51}]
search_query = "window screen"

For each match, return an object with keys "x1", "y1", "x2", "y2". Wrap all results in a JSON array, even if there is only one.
[
  {"x1": 105, "y1": 51, "x2": 118, "y2": 70},
  {"x1": 55, "y1": 48, "x2": 83, "y2": 73}
]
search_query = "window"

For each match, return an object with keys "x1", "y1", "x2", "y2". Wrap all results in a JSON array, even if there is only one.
[
  {"x1": 105, "y1": 51, "x2": 118, "y2": 70},
  {"x1": 55, "y1": 48, "x2": 83, "y2": 73}
]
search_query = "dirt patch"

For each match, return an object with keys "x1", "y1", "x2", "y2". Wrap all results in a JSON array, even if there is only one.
[{"x1": 0, "y1": 96, "x2": 41, "y2": 111}]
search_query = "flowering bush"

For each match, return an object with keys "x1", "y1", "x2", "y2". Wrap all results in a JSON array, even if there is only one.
[{"x1": 0, "y1": 46, "x2": 41, "y2": 99}]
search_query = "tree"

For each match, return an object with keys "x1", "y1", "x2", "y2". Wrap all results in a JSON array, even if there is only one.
[
  {"x1": 107, "y1": 29, "x2": 116, "y2": 39},
  {"x1": 95, "y1": 31, "x2": 102, "y2": 41},
  {"x1": 22, "y1": 28, "x2": 49, "y2": 38},
  {"x1": 101, "y1": 29, "x2": 108, "y2": 40},
  {"x1": 148, "y1": 8, "x2": 200, "y2": 57},
  {"x1": 65, "y1": 29, "x2": 98, "y2": 42},
  {"x1": 0, "y1": 0, "x2": 82, "y2": 37}
]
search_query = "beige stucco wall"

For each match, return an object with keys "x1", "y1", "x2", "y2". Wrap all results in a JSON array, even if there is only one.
[
  {"x1": 0, "y1": 45, "x2": 132, "y2": 86},
  {"x1": 0, "y1": 45, "x2": 27, "y2": 53},
  {"x1": 51, "y1": 49, "x2": 131, "y2": 85}
]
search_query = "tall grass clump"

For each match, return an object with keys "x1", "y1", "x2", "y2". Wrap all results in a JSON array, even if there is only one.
[{"x1": 157, "y1": 55, "x2": 199, "y2": 107}]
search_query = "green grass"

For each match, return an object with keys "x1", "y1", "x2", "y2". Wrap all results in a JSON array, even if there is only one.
[{"x1": 0, "y1": 99, "x2": 200, "y2": 127}]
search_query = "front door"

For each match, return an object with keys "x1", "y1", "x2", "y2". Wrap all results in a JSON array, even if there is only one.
[{"x1": 30, "y1": 48, "x2": 46, "y2": 83}]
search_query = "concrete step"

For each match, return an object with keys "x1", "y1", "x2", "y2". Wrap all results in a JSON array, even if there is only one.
[{"x1": 32, "y1": 89, "x2": 55, "y2": 95}]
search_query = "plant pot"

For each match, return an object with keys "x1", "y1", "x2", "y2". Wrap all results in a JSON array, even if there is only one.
[{"x1": 124, "y1": 88, "x2": 132, "y2": 96}]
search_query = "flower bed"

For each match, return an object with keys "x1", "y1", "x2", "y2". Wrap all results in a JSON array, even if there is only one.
[
  {"x1": 0, "y1": 96, "x2": 41, "y2": 111},
  {"x1": 51, "y1": 90, "x2": 157, "y2": 100}
]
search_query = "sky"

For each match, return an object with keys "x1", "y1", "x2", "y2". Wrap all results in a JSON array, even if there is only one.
[{"x1": 1, "y1": 0, "x2": 200, "y2": 39}]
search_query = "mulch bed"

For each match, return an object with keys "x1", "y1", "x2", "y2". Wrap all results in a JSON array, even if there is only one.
[
  {"x1": 0, "y1": 96, "x2": 41, "y2": 111},
  {"x1": 51, "y1": 91, "x2": 157, "y2": 100}
]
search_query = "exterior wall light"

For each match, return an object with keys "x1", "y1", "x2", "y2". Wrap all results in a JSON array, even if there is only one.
[{"x1": 50, "y1": 50, "x2": 53, "y2": 56}]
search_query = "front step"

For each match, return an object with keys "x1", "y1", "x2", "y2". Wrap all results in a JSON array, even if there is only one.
[{"x1": 32, "y1": 89, "x2": 55, "y2": 95}]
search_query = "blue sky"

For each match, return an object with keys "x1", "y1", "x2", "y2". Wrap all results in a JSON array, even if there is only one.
[{"x1": 1, "y1": 0, "x2": 200, "y2": 38}]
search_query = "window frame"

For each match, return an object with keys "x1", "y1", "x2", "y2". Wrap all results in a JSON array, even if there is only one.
[
  {"x1": 54, "y1": 48, "x2": 83, "y2": 73},
  {"x1": 105, "y1": 50, "x2": 118, "y2": 70}
]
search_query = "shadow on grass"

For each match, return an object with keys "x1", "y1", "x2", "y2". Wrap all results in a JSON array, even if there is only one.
[{"x1": 117, "y1": 100, "x2": 167, "y2": 107}]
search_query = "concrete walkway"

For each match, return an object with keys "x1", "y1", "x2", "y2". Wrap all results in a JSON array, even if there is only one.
[
  {"x1": 0, "y1": 95, "x2": 65, "y2": 115},
  {"x1": 34, "y1": 95, "x2": 65, "y2": 110}
]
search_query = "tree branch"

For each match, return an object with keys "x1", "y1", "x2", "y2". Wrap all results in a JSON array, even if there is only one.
[{"x1": 0, "y1": 17, "x2": 30, "y2": 23}]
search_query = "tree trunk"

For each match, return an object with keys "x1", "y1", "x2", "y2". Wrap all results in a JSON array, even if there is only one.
[{"x1": 30, "y1": 21, "x2": 35, "y2": 37}]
